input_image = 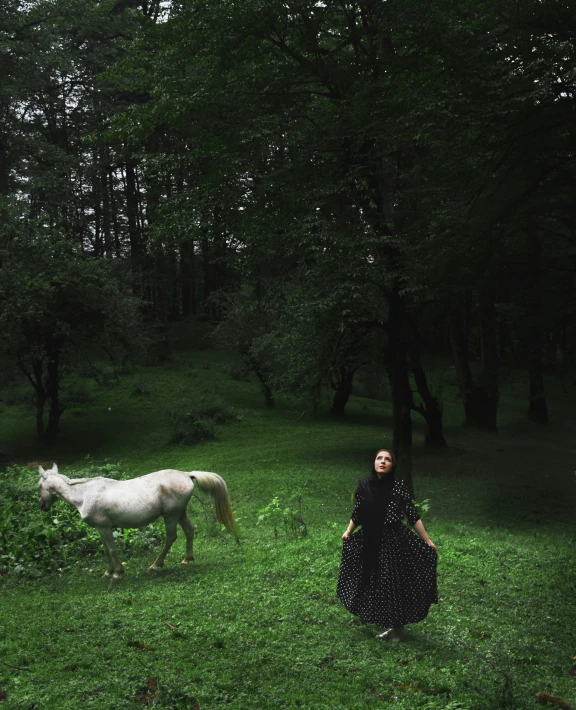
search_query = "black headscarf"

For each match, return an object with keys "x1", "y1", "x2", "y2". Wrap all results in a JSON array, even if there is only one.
[{"x1": 355, "y1": 459, "x2": 396, "y2": 586}]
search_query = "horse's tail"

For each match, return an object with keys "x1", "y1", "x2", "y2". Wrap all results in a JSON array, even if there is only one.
[{"x1": 189, "y1": 471, "x2": 239, "y2": 541}]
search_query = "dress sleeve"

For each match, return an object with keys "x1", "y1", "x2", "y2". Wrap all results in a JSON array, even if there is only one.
[
  {"x1": 351, "y1": 497, "x2": 363, "y2": 525},
  {"x1": 397, "y1": 482, "x2": 420, "y2": 526}
]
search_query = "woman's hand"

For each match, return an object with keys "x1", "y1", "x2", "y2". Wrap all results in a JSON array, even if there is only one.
[
  {"x1": 414, "y1": 520, "x2": 438, "y2": 555},
  {"x1": 342, "y1": 520, "x2": 355, "y2": 541}
]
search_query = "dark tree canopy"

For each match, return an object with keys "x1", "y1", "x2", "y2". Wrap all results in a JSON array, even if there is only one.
[{"x1": 0, "y1": 0, "x2": 575, "y2": 456}]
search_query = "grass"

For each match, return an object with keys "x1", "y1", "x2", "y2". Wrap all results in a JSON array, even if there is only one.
[{"x1": 0, "y1": 350, "x2": 575, "y2": 709}]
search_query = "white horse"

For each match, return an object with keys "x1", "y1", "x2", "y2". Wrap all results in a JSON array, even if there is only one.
[{"x1": 38, "y1": 463, "x2": 238, "y2": 578}]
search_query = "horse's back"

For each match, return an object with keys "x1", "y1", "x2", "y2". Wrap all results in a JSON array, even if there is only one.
[
  {"x1": 81, "y1": 470, "x2": 196, "y2": 527},
  {"x1": 145, "y1": 469, "x2": 195, "y2": 489}
]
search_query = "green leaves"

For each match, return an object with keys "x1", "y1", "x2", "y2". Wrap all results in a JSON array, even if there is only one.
[
  {"x1": 0, "y1": 228, "x2": 145, "y2": 439},
  {"x1": 257, "y1": 491, "x2": 308, "y2": 538}
]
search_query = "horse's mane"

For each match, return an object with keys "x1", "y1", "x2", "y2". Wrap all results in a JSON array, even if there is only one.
[{"x1": 55, "y1": 474, "x2": 106, "y2": 486}]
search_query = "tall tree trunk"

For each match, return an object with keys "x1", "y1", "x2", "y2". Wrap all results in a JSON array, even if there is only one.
[
  {"x1": 125, "y1": 157, "x2": 143, "y2": 294},
  {"x1": 19, "y1": 359, "x2": 48, "y2": 441},
  {"x1": 254, "y1": 365, "x2": 275, "y2": 409},
  {"x1": 475, "y1": 294, "x2": 499, "y2": 431},
  {"x1": 411, "y1": 365, "x2": 446, "y2": 447},
  {"x1": 526, "y1": 227, "x2": 549, "y2": 424},
  {"x1": 0, "y1": 139, "x2": 8, "y2": 197},
  {"x1": 449, "y1": 294, "x2": 499, "y2": 431},
  {"x1": 44, "y1": 340, "x2": 65, "y2": 444},
  {"x1": 169, "y1": 250, "x2": 180, "y2": 319},
  {"x1": 92, "y1": 166, "x2": 102, "y2": 257},
  {"x1": 180, "y1": 241, "x2": 196, "y2": 316},
  {"x1": 200, "y1": 234, "x2": 212, "y2": 316},
  {"x1": 33, "y1": 363, "x2": 47, "y2": 441},
  {"x1": 246, "y1": 353, "x2": 275, "y2": 408},
  {"x1": 387, "y1": 285, "x2": 413, "y2": 493},
  {"x1": 406, "y1": 315, "x2": 447, "y2": 448},
  {"x1": 331, "y1": 366, "x2": 356, "y2": 417},
  {"x1": 528, "y1": 350, "x2": 548, "y2": 424},
  {"x1": 109, "y1": 168, "x2": 122, "y2": 258},
  {"x1": 101, "y1": 166, "x2": 112, "y2": 256},
  {"x1": 0, "y1": 137, "x2": 8, "y2": 267}
]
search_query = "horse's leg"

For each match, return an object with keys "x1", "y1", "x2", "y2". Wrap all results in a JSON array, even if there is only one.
[
  {"x1": 96, "y1": 526, "x2": 124, "y2": 578},
  {"x1": 179, "y1": 511, "x2": 195, "y2": 564},
  {"x1": 102, "y1": 544, "x2": 114, "y2": 577},
  {"x1": 149, "y1": 516, "x2": 178, "y2": 571}
]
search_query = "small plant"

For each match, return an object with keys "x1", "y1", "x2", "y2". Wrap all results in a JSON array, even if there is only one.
[{"x1": 257, "y1": 491, "x2": 307, "y2": 538}]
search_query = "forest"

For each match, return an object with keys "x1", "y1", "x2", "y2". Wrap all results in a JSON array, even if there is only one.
[{"x1": 0, "y1": 1, "x2": 575, "y2": 709}]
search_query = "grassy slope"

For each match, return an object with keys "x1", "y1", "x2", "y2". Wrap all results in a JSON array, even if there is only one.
[{"x1": 0, "y1": 352, "x2": 575, "y2": 710}]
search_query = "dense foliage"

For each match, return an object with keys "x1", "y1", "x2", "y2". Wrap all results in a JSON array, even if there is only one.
[{"x1": 1, "y1": 0, "x2": 575, "y2": 478}]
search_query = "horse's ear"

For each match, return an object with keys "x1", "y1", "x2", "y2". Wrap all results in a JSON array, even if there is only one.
[
  {"x1": 39, "y1": 466, "x2": 47, "y2": 478},
  {"x1": 52, "y1": 463, "x2": 58, "y2": 474}
]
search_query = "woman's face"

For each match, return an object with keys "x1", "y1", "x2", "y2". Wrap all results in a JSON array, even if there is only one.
[{"x1": 374, "y1": 450, "x2": 394, "y2": 477}]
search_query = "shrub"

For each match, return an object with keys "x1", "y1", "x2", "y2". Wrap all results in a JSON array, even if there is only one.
[{"x1": 166, "y1": 396, "x2": 236, "y2": 446}]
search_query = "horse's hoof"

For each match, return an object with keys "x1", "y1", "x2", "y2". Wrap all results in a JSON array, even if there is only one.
[
  {"x1": 148, "y1": 566, "x2": 159, "y2": 573},
  {"x1": 102, "y1": 571, "x2": 113, "y2": 578},
  {"x1": 112, "y1": 572, "x2": 124, "y2": 580}
]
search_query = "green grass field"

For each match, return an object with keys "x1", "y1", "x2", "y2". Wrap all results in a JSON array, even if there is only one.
[{"x1": 0, "y1": 352, "x2": 575, "y2": 709}]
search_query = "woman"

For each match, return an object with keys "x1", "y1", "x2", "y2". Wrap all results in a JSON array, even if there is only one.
[{"x1": 337, "y1": 449, "x2": 438, "y2": 641}]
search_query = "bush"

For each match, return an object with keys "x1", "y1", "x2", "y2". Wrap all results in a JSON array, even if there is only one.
[
  {"x1": 166, "y1": 396, "x2": 236, "y2": 446},
  {"x1": 0, "y1": 462, "x2": 163, "y2": 578}
]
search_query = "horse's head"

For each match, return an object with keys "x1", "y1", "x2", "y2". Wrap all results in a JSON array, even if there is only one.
[{"x1": 38, "y1": 463, "x2": 59, "y2": 511}]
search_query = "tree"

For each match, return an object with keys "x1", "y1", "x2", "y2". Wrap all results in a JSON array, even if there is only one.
[{"x1": 0, "y1": 225, "x2": 145, "y2": 442}]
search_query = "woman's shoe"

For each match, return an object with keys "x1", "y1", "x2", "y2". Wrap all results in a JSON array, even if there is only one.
[{"x1": 376, "y1": 626, "x2": 405, "y2": 641}]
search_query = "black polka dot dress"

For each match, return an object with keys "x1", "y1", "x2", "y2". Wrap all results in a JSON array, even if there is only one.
[{"x1": 337, "y1": 479, "x2": 438, "y2": 627}]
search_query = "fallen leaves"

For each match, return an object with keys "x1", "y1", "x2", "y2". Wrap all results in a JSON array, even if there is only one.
[{"x1": 127, "y1": 641, "x2": 152, "y2": 651}]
